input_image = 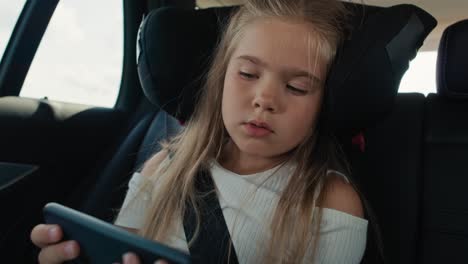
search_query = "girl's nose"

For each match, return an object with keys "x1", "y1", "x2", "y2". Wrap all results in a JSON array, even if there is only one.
[
  {"x1": 253, "y1": 97, "x2": 276, "y2": 112},
  {"x1": 252, "y1": 83, "x2": 278, "y2": 113}
]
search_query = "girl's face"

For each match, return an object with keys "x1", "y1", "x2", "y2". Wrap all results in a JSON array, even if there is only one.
[{"x1": 222, "y1": 18, "x2": 327, "y2": 162}]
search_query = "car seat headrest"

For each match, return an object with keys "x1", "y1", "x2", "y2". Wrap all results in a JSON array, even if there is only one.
[
  {"x1": 137, "y1": 4, "x2": 436, "y2": 132},
  {"x1": 325, "y1": 4, "x2": 436, "y2": 131},
  {"x1": 436, "y1": 19, "x2": 468, "y2": 99},
  {"x1": 137, "y1": 7, "x2": 231, "y2": 122}
]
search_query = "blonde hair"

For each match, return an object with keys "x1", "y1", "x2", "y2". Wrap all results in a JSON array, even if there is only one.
[{"x1": 136, "y1": 0, "x2": 353, "y2": 262}]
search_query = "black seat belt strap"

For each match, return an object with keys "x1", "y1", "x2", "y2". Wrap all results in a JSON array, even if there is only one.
[{"x1": 183, "y1": 168, "x2": 240, "y2": 264}]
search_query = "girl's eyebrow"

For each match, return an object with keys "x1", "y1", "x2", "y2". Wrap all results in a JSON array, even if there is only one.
[{"x1": 236, "y1": 55, "x2": 322, "y2": 84}]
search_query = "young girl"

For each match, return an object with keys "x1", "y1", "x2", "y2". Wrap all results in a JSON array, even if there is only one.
[{"x1": 31, "y1": 0, "x2": 368, "y2": 263}]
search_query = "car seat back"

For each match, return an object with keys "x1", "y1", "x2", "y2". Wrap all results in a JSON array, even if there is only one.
[{"x1": 421, "y1": 19, "x2": 468, "y2": 263}]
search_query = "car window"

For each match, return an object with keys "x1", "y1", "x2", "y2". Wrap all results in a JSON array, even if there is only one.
[
  {"x1": 0, "y1": 1, "x2": 26, "y2": 61},
  {"x1": 399, "y1": 51, "x2": 437, "y2": 95},
  {"x1": 19, "y1": 0, "x2": 123, "y2": 107}
]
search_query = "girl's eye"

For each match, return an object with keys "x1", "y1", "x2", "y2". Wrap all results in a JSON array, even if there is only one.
[
  {"x1": 286, "y1": 84, "x2": 307, "y2": 95},
  {"x1": 239, "y1": 71, "x2": 257, "y2": 79}
]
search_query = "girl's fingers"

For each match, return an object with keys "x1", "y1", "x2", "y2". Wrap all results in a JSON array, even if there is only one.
[
  {"x1": 123, "y1": 252, "x2": 141, "y2": 264},
  {"x1": 31, "y1": 224, "x2": 63, "y2": 248},
  {"x1": 37, "y1": 240, "x2": 80, "y2": 264},
  {"x1": 121, "y1": 253, "x2": 169, "y2": 264}
]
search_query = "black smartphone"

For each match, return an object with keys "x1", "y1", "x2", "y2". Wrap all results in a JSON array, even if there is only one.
[{"x1": 43, "y1": 202, "x2": 191, "y2": 264}]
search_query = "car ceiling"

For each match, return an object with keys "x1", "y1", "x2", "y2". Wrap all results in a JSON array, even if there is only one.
[{"x1": 197, "y1": 0, "x2": 468, "y2": 51}]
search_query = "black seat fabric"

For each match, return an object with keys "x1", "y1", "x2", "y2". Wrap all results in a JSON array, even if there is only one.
[
  {"x1": 422, "y1": 19, "x2": 468, "y2": 263},
  {"x1": 79, "y1": 3, "x2": 436, "y2": 263},
  {"x1": 79, "y1": 109, "x2": 181, "y2": 221},
  {"x1": 357, "y1": 93, "x2": 425, "y2": 264},
  {"x1": 137, "y1": 7, "x2": 232, "y2": 123},
  {"x1": 436, "y1": 19, "x2": 468, "y2": 99}
]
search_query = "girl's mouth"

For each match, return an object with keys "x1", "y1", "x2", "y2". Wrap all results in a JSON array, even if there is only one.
[{"x1": 243, "y1": 121, "x2": 273, "y2": 137}]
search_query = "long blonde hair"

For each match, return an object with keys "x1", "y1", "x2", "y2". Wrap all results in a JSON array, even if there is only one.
[{"x1": 136, "y1": 0, "x2": 352, "y2": 262}]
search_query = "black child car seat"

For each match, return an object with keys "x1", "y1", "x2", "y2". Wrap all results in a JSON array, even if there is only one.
[{"x1": 81, "y1": 3, "x2": 436, "y2": 263}]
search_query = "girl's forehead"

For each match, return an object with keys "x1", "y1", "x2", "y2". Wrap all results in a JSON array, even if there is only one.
[
  {"x1": 231, "y1": 18, "x2": 327, "y2": 79},
  {"x1": 237, "y1": 18, "x2": 316, "y2": 50}
]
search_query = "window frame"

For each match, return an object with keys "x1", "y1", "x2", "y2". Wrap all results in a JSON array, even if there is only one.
[
  {"x1": 0, "y1": 0, "x2": 147, "y2": 111},
  {"x1": 0, "y1": 0, "x2": 59, "y2": 97}
]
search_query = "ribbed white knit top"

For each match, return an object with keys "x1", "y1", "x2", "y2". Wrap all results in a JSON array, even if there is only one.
[{"x1": 115, "y1": 160, "x2": 368, "y2": 263}]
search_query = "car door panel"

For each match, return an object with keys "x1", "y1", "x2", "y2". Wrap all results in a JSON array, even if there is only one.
[{"x1": 0, "y1": 96, "x2": 130, "y2": 260}]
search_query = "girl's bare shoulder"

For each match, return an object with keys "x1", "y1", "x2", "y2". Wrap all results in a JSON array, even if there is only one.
[
  {"x1": 321, "y1": 173, "x2": 364, "y2": 218},
  {"x1": 140, "y1": 150, "x2": 169, "y2": 177}
]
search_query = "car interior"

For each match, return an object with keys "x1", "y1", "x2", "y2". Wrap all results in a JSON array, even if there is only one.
[{"x1": 0, "y1": 0, "x2": 467, "y2": 263}]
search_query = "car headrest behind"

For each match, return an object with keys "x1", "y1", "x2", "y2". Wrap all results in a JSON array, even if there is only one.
[
  {"x1": 137, "y1": 4, "x2": 436, "y2": 132},
  {"x1": 436, "y1": 19, "x2": 468, "y2": 99}
]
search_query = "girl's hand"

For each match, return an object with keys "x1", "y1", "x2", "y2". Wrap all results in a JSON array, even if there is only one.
[
  {"x1": 31, "y1": 224, "x2": 169, "y2": 264},
  {"x1": 122, "y1": 252, "x2": 169, "y2": 264},
  {"x1": 30, "y1": 224, "x2": 80, "y2": 263}
]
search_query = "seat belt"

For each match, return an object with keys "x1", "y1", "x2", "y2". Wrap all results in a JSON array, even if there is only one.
[{"x1": 183, "y1": 168, "x2": 240, "y2": 264}]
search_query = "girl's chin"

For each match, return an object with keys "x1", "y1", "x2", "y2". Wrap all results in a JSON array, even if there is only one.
[
  {"x1": 237, "y1": 145, "x2": 286, "y2": 160},
  {"x1": 227, "y1": 137, "x2": 290, "y2": 158}
]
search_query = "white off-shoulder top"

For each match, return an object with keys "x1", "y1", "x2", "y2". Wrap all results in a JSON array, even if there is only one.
[{"x1": 115, "y1": 160, "x2": 368, "y2": 263}]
